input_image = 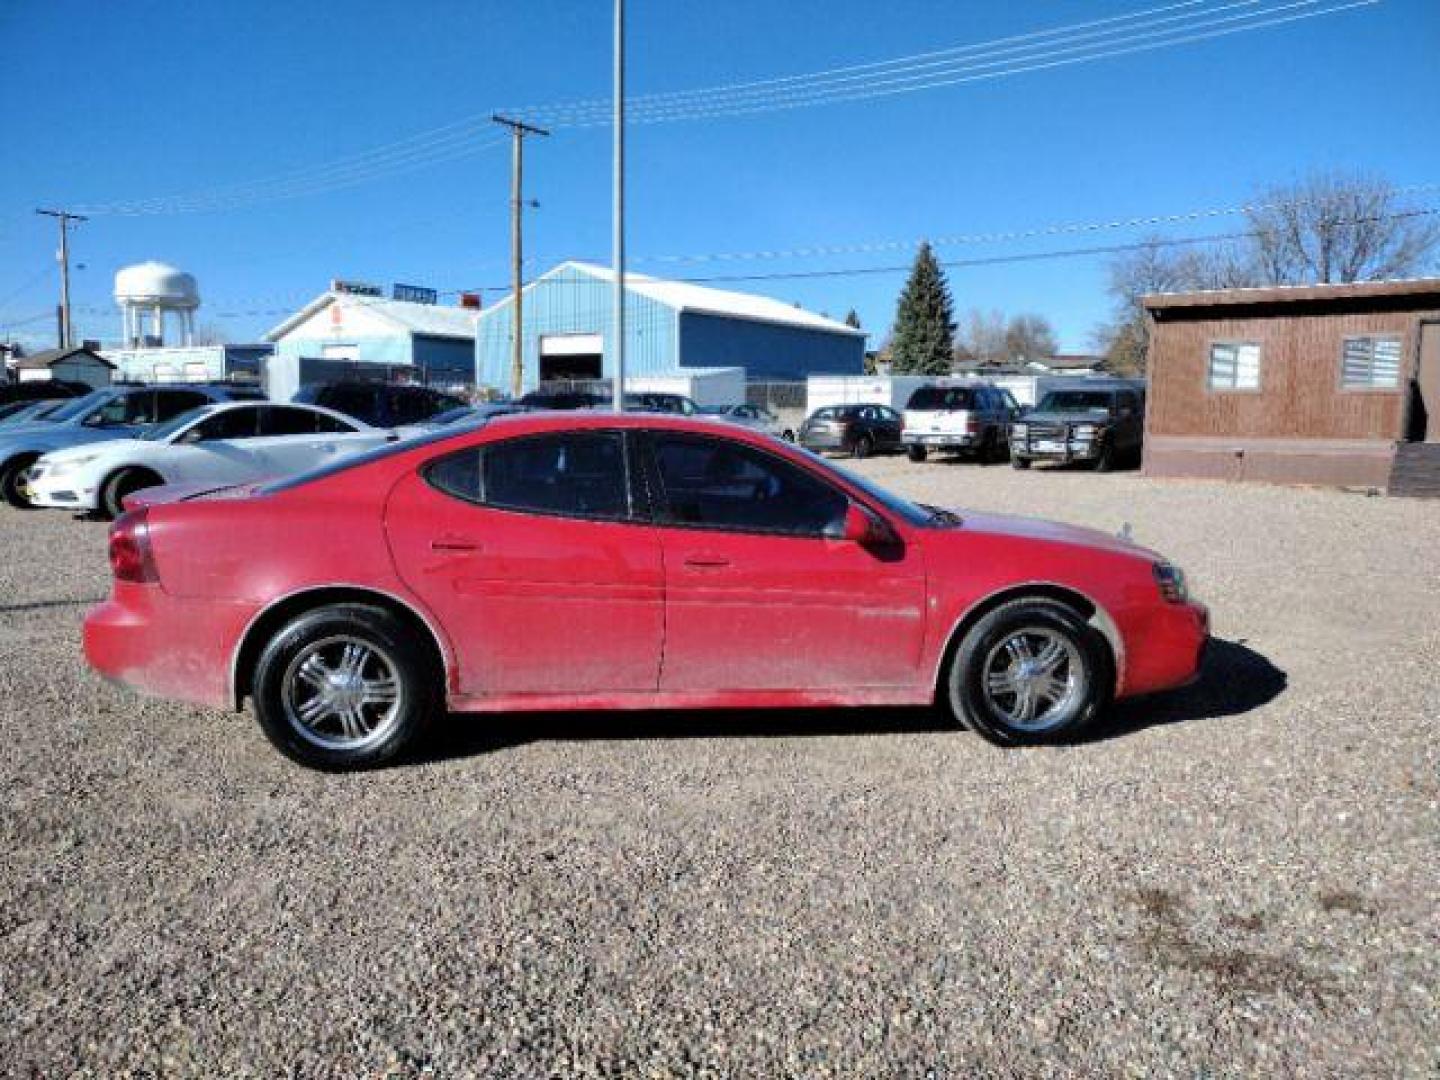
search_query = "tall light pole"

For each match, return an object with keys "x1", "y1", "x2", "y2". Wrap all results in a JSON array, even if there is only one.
[
  {"x1": 491, "y1": 115, "x2": 549, "y2": 398},
  {"x1": 36, "y1": 208, "x2": 87, "y2": 348},
  {"x1": 611, "y1": 0, "x2": 626, "y2": 411}
]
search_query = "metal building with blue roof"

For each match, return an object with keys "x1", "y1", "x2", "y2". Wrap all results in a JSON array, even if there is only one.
[{"x1": 474, "y1": 261, "x2": 866, "y2": 391}]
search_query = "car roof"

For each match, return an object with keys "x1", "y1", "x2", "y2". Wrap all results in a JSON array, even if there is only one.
[{"x1": 178, "y1": 399, "x2": 373, "y2": 427}]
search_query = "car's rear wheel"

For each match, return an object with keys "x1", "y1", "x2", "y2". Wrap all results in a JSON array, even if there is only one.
[
  {"x1": 780, "y1": 429, "x2": 795, "y2": 442},
  {"x1": 851, "y1": 433, "x2": 874, "y2": 459},
  {"x1": 907, "y1": 445, "x2": 928, "y2": 463},
  {"x1": 252, "y1": 605, "x2": 438, "y2": 770},
  {"x1": 99, "y1": 467, "x2": 163, "y2": 521},
  {"x1": 1, "y1": 455, "x2": 39, "y2": 509},
  {"x1": 1095, "y1": 440, "x2": 1116, "y2": 472},
  {"x1": 944, "y1": 599, "x2": 1112, "y2": 746}
]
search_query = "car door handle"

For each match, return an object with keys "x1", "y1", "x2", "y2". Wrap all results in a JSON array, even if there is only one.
[
  {"x1": 683, "y1": 554, "x2": 730, "y2": 569},
  {"x1": 431, "y1": 536, "x2": 480, "y2": 553}
]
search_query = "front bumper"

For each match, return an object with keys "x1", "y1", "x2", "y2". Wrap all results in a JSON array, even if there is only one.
[
  {"x1": 1010, "y1": 425, "x2": 1104, "y2": 462},
  {"x1": 1117, "y1": 600, "x2": 1210, "y2": 697},
  {"x1": 23, "y1": 465, "x2": 100, "y2": 510}
]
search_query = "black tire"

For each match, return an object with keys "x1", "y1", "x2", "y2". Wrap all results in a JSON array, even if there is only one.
[
  {"x1": 1095, "y1": 440, "x2": 1116, "y2": 473},
  {"x1": 0, "y1": 455, "x2": 39, "y2": 510},
  {"x1": 1011, "y1": 456, "x2": 1032, "y2": 470},
  {"x1": 906, "y1": 445, "x2": 928, "y2": 463},
  {"x1": 851, "y1": 434, "x2": 874, "y2": 459},
  {"x1": 99, "y1": 467, "x2": 163, "y2": 521},
  {"x1": 943, "y1": 598, "x2": 1113, "y2": 746},
  {"x1": 781, "y1": 429, "x2": 795, "y2": 443},
  {"x1": 251, "y1": 604, "x2": 439, "y2": 771}
]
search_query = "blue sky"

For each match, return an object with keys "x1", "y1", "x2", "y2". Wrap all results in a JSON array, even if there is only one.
[{"x1": 2, "y1": 0, "x2": 1438, "y2": 354}]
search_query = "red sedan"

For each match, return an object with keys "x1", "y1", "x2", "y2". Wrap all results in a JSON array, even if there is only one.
[{"x1": 85, "y1": 413, "x2": 1208, "y2": 769}]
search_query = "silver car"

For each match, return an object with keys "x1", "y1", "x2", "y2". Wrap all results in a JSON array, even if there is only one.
[{"x1": 703, "y1": 403, "x2": 794, "y2": 441}]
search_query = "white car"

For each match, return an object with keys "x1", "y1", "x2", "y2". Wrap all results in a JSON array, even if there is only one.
[{"x1": 26, "y1": 401, "x2": 395, "y2": 519}]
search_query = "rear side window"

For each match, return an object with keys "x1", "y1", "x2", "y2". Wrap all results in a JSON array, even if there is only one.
[
  {"x1": 260, "y1": 406, "x2": 352, "y2": 435},
  {"x1": 427, "y1": 432, "x2": 629, "y2": 520},
  {"x1": 907, "y1": 387, "x2": 975, "y2": 411}
]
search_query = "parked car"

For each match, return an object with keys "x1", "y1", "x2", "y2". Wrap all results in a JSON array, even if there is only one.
[
  {"x1": 0, "y1": 379, "x2": 90, "y2": 407},
  {"x1": 1010, "y1": 386, "x2": 1146, "y2": 472},
  {"x1": 902, "y1": 384, "x2": 1020, "y2": 463},
  {"x1": 517, "y1": 390, "x2": 608, "y2": 410},
  {"x1": 623, "y1": 392, "x2": 700, "y2": 415},
  {"x1": 0, "y1": 384, "x2": 264, "y2": 509},
  {"x1": 798, "y1": 404, "x2": 903, "y2": 458},
  {"x1": 294, "y1": 382, "x2": 468, "y2": 428},
  {"x1": 84, "y1": 412, "x2": 1208, "y2": 769},
  {"x1": 26, "y1": 402, "x2": 393, "y2": 519},
  {"x1": 0, "y1": 399, "x2": 66, "y2": 426},
  {"x1": 703, "y1": 403, "x2": 794, "y2": 441}
]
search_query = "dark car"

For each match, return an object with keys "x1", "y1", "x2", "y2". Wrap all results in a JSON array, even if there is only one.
[
  {"x1": 517, "y1": 390, "x2": 608, "y2": 411},
  {"x1": 295, "y1": 382, "x2": 468, "y2": 428},
  {"x1": 0, "y1": 379, "x2": 90, "y2": 407},
  {"x1": 0, "y1": 399, "x2": 67, "y2": 426},
  {"x1": 1010, "y1": 385, "x2": 1146, "y2": 472},
  {"x1": 798, "y1": 404, "x2": 904, "y2": 458},
  {"x1": 624, "y1": 392, "x2": 700, "y2": 415}
]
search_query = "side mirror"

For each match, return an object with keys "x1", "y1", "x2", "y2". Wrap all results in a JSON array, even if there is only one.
[{"x1": 827, "y1": 502, "x2": 893, "y2": 546}]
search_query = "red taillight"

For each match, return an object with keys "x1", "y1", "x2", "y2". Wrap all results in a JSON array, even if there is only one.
[
  {"x1": 109, "y1": 509, "x2": 158, "y2": 584},
  {"x1": 963, "y1": 416, "x2": 981, "y2": 434}
]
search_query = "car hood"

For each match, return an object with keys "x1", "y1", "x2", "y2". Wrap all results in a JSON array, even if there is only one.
[
  {"x1": 950, "y1": 509, "x2": 1158, "y2": 560},
  {"x1": 1019, "y1": 411, "x2": 1113, "y2": 424},
  {"x1": 40, "y1": 436, "x2": 140, "y2": 463},
  {"x1": 0, "y1": 426, "x2": 140, "y2": 456}
]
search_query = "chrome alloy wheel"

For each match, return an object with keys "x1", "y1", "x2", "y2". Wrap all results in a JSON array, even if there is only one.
[
  {"x1": 280, "y1": 635, "x2": 404, "y2": 751},
  {"x1": 980, "y1": 627, "x2": 1082, "y2": 732}
]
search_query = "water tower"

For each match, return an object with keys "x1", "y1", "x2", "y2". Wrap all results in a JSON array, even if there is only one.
[{"x1": 115, "y1": 261, "x2": 200, "y2": 348}]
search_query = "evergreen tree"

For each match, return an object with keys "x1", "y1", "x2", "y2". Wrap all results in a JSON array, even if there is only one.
[
  {"x1": 844, "y1": 308, "x2": 862, "y2": 330},
  {"x1": 888, "y1": 243, "x2": 955, "y2": 375}
]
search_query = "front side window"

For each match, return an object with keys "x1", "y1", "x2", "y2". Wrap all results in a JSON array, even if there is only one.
[
  {"x1": 260, "y1": 406, "x2": 354, "y2": 436},
  {"x1": 1341, "y1": 336, "x2": 1402, "y2": 389},
  {"x1": 1208, "y1": 342, "x2": 1261, "y2": 391},
  {"x1": 651, "y1": 433, "x2": 847, "y2": 537},
  {"x1": 427, "y1": 432, "x2": 629, "y2": 520},
  {"x1": 154, "y1": 390, "x2": 211, "y2": 422}
]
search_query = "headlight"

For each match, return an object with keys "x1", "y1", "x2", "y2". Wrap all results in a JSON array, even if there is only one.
[
  {"x1": 1073, "y1": 424, "x2": 1097, "y2": 438},
  {"x1": 1011, "y1": 423, "x2": 1027, "y2": 436},
  {"x1": 45, "y1": 455, "x2": 98, "y2": 478},
  {"x1": 1153, "y1": 562, "x2": 1188, "y2": 604}
]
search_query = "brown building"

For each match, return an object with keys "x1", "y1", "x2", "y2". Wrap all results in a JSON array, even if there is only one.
[{"x1": 1142, "y1": 278, "x2": 1440, "y2": 493}]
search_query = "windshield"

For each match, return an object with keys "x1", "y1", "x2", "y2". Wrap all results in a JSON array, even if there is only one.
[
  {"x1": 259, "y1": 424, "x2": 469, "y2": 495},
  {"x1": 1036, "y1": 391, "x2": 1114, "y2": 413},
  {"x1": 46, "y1": 389, "x2": 112, "y2": 423},
  {"x1": 141, "y1": 405, "x2": 214, "y2": 441},
  {"x1": 811, "y1": 453, "x2": 948, "y2": 528},
  {"x1": 907, "y1": 387, "x2": 975, "y2": 411}
]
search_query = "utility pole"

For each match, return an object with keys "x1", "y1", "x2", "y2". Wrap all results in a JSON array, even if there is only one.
[
  {"x1": 36, "y1": 208, "x2": 87, "y2": 348},
  {"x1": 490, "y1": 115, "x2": 549, "y2": 399},
  {"x1": 612, "y1": 0, "x2": 626, "y2": 412}
]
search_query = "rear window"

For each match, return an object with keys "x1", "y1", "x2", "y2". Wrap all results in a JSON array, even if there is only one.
[
  {"x1": 426, "y1": 432, "x2": 629, "y2": 520},
  {"x1": 906, "y1": 387, "x2": 975, "y2": 411},
  {"x1": 1036, "y1": 391, "x2": 1115, "y2": 413}
]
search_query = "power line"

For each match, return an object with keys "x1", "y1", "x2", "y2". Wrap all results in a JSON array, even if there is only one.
[{"x1": 68, "y1": 0, "x2": 1374, "y2": 216}]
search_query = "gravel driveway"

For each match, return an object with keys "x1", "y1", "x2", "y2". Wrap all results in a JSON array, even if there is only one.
[{"x1": 1, "y1": 462, "x2": 1436, "y2": 1077}]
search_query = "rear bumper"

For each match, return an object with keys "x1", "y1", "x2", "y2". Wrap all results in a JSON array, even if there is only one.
[
  {"x1": 903, "y1": 433, "x2": 977, "y2": 448},
  {"x1": 84, "y1": 586, "x2": 259, "y2": 711},
  {"x1": 800, "y1": 432, "x2": 848, "y2": 451}
]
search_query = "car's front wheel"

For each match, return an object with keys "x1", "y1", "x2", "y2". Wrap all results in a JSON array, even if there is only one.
[
  {"x1": 851, "y1": 433, "x2": 874, "y2": 459},
  {"x1": 99, "y1": 467, "x2": 163, "y2": 521},
  {"x1": 906, "y1": 445, "x2": 927, "y2": 463},
  {"x1": 252, "y1": 604, "x2": 438, "y2": 770},
  {"x1": 945, "y1": 599, "x2": 1112, "y2": 746}
]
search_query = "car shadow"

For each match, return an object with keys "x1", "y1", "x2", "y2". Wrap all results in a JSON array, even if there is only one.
[{"x1": 410, "y1": 637, "x2": 1284, "y2": 765}]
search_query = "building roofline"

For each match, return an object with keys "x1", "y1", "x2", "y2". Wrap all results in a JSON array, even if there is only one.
[{"x1": 1143, "y1": 276, "x2": 1440, "y2": 312}]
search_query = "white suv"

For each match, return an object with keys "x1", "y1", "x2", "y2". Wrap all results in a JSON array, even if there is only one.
[{"x1": 902, "y1": 384, "x2": 1020, "y2": 463}]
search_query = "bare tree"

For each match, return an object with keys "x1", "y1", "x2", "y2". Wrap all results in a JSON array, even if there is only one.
[
  {"x1": 1003, "y1": 313, "x2": 1058, "y2": 364},
  {"x1": 954, "y1": 307, "x2": 1008, "y2": 368},
  {"x1": 1247, "y1": 171, "x2": 1439, "y2": 284}
]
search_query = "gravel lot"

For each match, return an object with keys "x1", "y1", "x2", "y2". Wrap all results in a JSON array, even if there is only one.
[{"x1": 2, "y1": 460, "x2": 1437, "y2": 1077}]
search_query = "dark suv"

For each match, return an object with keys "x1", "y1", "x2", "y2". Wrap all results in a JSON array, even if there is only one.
[
  {"x1": 1010, "y1": 385, "x2": 1146, "y2": 472},
  {"x1": 296, "y1": 382, "x2": 468, "y2": 428},
  {"x1": 798, "y1": 404, "x2": 903, "y2": 458}
]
